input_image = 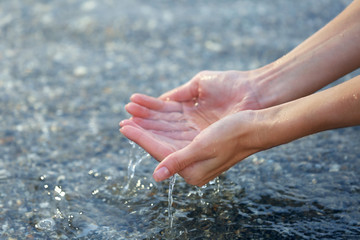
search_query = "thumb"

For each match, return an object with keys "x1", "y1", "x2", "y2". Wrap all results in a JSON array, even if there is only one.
[{"x1": 152, "y1": 140, "x2": 210, "y2": 182}]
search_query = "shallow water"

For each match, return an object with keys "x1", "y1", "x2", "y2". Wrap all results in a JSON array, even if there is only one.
[
  {"x1": 1, "y1": 128, "x2": 359, "y2": 239},
  {"x1": 1, "y1": 0, "x2": 359, "y2": 239}
]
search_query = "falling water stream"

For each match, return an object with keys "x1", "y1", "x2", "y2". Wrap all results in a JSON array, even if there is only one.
[
  {"x1": 168, "y1": 174, "x2": 177, "y2": 229},
  {"x1": 125, "y1": 141, "x2": 178, "y2": 231},
  {"x1": 123, "y1": 141, "x2": 225, "y2": 233}
]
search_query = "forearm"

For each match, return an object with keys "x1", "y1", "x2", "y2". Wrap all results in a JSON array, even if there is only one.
[
  {"x1": 260, "y1": 75, "x2": 360, "y2": 149},
  {"x1": 252, "y1": 0, "x2": 360, "y2": 109}
]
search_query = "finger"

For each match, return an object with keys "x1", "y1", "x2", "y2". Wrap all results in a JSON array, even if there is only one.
[
  {"x1": 131, "y1": 117, "x2": 199, "y2": 141},
  {"x1": 149, "y1": 129, "x2": 198, "y2": 141},
  {"x1": 120, "y1": 122, "x2": 192, "y2": 159},
  {"x1": 121, "y1": 117, "x2": 199, "y2": 140},
  {"x1": 125, "y1": 103, "x2": 151, "y2": 118},
  {"x1": 130, "y1": 93, "x2": 183, "y2": 112},
  {"x1": 159, "y1": 81, "x2": 199, "y2": 102},
  {"x1": 119, "y1": 118, "x2": 136, "y2": 127},
  {"x1": 132, "y1": 117, "x2": 190, "y2": 131},
  {"x1": 120, "y1": 125, "x2": 175, "y2": 161},
  {"x1": 152, "y1": 139, "x2": 213, "y2": 182},
  {"x1": 126, "y1": 102, "x2": 186, "y2": 121},
  {"x1": 130, "y1": 93, "x2": 163, "y2": 110}
]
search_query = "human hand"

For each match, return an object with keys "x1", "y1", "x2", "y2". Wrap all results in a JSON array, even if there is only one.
[
  {"x1": 120, "y1": 70, "x2": 264, "y2": 185},
  {"x1": 150, "y1": 110, "x2": 265, "y2": 186},
  {"x1": 120, "y1": 0, "x2": 360, "y2": 186}
]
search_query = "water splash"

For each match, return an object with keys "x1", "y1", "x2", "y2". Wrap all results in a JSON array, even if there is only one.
[
  {"x1": 209, "y1": 177, "x2": 220, "y2": 194},
  {"x1": 196, "y1": 185, "x2": 207, "y2": 205},
  {"x1": 194, "y1": 177, "x2": 221, "y2": 205},
  {"x1": 122, "y1": 141, "x2": 179, "y2": 231},
  {"x1": 123, "y1": 141, "x2": 150, "y2": 192}
]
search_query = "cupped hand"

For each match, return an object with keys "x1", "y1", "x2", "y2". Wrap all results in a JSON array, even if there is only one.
[
  {"x1": 120, "y1": 70, "x2": 263, "y2": 185},
  {"x1": 152, "y1": 110, "x2": 265, "y2": 186}
]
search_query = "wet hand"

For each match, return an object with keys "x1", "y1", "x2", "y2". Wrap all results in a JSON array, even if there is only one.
[
  {"x1": 120, "y1": 70, "x2": 262, "y2": 185},
  {"x1": 151, "y1": 111, "x2": 263, "y2": 186}
]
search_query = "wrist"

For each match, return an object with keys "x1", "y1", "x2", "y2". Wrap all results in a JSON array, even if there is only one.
[
  {"x1": 249, "y1": 62, "x2": 294, "y2": 109},
  {"x1": 255, "y1": 76, "x2": 360, "y2": 150},
  {"x1": 251, "y1": 52, "x2": 332, "y2": 110},
  {"x1": 254, "y1": 98, "x2": 318, "y2": 150}
]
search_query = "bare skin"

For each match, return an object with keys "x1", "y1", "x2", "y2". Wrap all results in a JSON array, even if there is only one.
[
  {"x1": 120, "y1": 70, "x2": 262, "y2": 160},
  {"x1": 120, "y1": 1, "x2": 360, "y2": 186}
]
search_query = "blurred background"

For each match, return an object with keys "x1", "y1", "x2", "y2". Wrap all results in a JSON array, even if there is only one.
[{"x1": 0, "y1": 0, "x2": 359, "y2": 239}]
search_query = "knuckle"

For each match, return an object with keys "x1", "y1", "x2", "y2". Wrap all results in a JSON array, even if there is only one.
[{"x1": 195, "y1": 70, "x2": 211, "y2": 80}]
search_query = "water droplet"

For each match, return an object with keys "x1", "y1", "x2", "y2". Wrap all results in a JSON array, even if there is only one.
[
  {"x1": 35, "y1": 218, "x2": 55, "y2": 231},
  {"x1": 329, "y1": 164, "x2": 340, "y2": 172},
  {"x1": 39, "y1": 202, "x2": 50, "y2": 208},
  {"x1": 73, "y1": 66, "x2": 88, "y2": 77},
  {"x1": 196, "y1": 187, "x2": 204, "y2": 197}
]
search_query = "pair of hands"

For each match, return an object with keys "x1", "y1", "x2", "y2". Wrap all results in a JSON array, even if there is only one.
[
  {"x1": 120, "y1": 70, "x2": 267, "y2": 186},
  {"x1": 120, "y1": 1, "x2": 360, "y2": 186}
]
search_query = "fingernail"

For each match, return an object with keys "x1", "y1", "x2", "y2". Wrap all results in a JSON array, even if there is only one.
[{"x1": 153, "y1": 167, "x2": 171, "y2": 182}]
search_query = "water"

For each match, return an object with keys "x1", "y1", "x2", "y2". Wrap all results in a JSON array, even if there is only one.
[
  {"x1": 35, "y1": 218, "x2": 56, "y2": 231},
  {"x1": 1, "y1": 128, "x2": 360, "y2": 239},
  {"x1": 122, "y1": 141, "x2": 177, "y2": 230},
  {"x1": 168, "y1": 174, "x2": 177, "y2": 229},
  {"x1": 123, "y1": 141, "x2": 150, "y2": 193},
  {"x1": 1, "y1": 0, "x2": 359, "y2": 239}
]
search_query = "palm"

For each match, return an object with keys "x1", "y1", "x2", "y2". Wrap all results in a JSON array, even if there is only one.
[{"x1": 120, "y1": 71, "x2": 260, "y2": 161}]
